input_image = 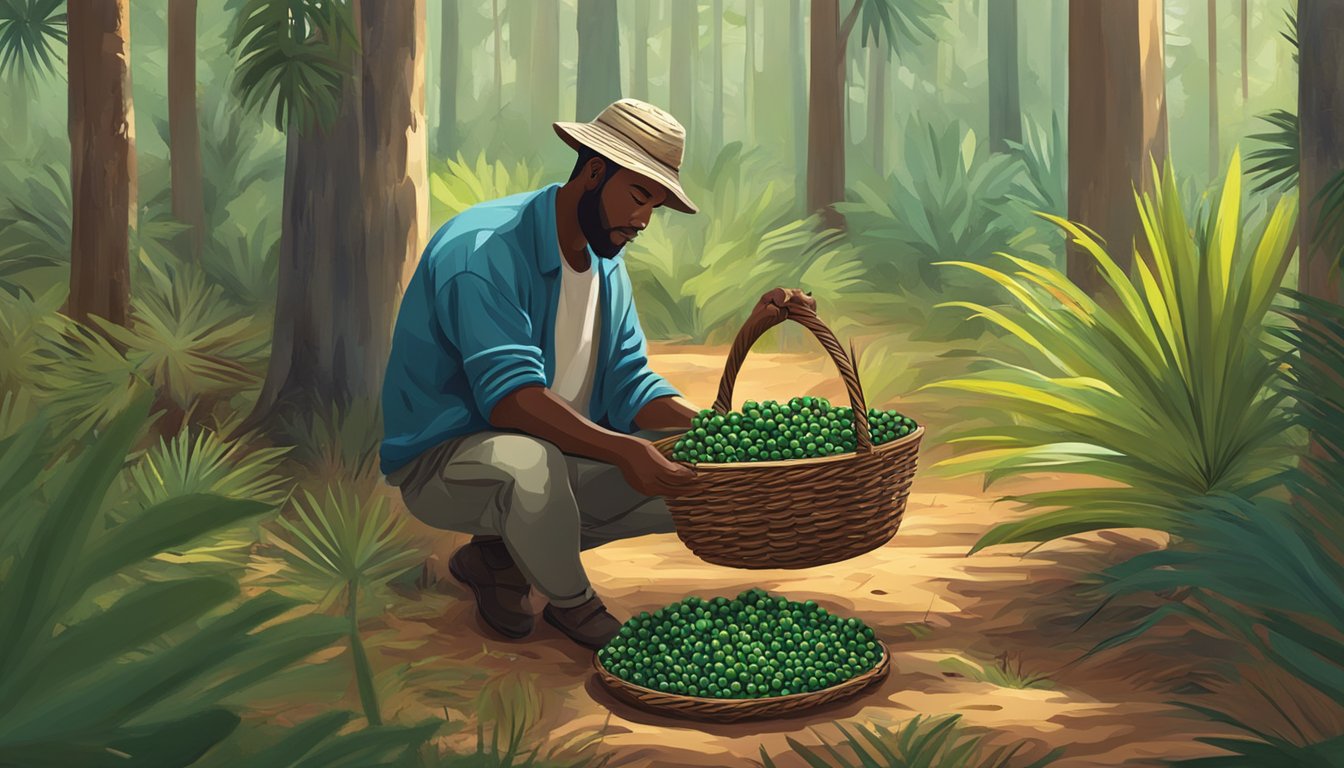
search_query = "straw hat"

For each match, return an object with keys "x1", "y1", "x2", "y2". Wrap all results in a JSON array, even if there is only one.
[{"x1": 554, "y1": 99, "x2": 698, "y2": 214}]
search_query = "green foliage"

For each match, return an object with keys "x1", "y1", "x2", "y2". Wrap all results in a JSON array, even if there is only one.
[
  {"x1": 193, "y1": 711, "x2": 443, "y2": 768},
  {"x1": 228, "y1": 0, "x2": 359, "y2": 133},
  {"x1": 265, "y1": 484, "x2": 428, "y2": 725},
  {"x1": 856, "y1": 0, "x2": 943, "y2": 52},
  {"x1": 1007, "y1": 114, "x2": 1066, "y2": 220},
  {"x1": 1246, "y1": 110, "x2": 1298, "y2": 195},
  {"x1": 0, "y1": 160, "x2": 69, "y2": 271},
  {"x1": 0, "y1": 393, "x2": 355, "y2": 767},
  {"x1": 627, "y1": 144, "x2": 870, "y2": 343},
  {"x1": 118, "y1": 426, "x2": 291, "y2": 571},
  {"x1": 838, "y1": 121, "x2": 1052, "y2": 298},
  {"x1": 268, "y1": 485, "x2": 425, "y2": 612},
  {"x1": 103, "y1": 258, "x2": 270, "y2": 416},
  {"x1": 197, "y1": 86, "x2": 285, "y2": 308},
  {"x1": 757, "y1": 714, "x2": 1062, "y2": 768},
  {"x1": 937, "y1": 653, "x2": 1052, "y2": 691},
  {"x1": 277, "y1": 399, "x2": 384, "y2": 490},
  {"x1": 0, "y1": 0, "x2": 65, "y2": 81},
  {"x1": 925, "y1": 153, "x2": 1299, "y2": 552},
  {"x1": 430, "y1": 152, "x2": 547, "y2": 224}
]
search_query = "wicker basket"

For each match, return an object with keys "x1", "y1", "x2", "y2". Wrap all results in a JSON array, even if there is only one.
[
  {"x1": 652, "y1": 305, "x2": 922, "y2": 569},
  {"x1": 592, "y1": 640, "x2": 891, "y2": 722}
]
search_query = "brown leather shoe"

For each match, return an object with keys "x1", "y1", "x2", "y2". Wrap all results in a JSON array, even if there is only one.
[
  {"x1": 447, "y1": 537, "x2": 534, "y2": 639},
  {"x1": 543, "y1": 595, "x2": 623, "y2": 650}
]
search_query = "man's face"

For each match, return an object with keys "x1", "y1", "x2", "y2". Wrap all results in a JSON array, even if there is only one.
[{"x1": 577, "y1": 160, "x2": 669, "y2": 259}]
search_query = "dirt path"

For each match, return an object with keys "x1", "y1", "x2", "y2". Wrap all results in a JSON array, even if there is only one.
[{"x1": 383, "y1": 343, "x2": 1243, "y2": 767}]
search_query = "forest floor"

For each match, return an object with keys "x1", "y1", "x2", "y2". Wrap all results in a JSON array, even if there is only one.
[{"x1": 364, "y1": 342, "x2": 1250, "y2": 767}]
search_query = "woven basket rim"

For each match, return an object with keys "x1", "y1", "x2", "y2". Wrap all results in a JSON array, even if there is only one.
[
  {"x1": 652, "y1": 426, "x2": 924, "y2": 471},
  {"x1": 592, "y1": 638, "x2": 890, "y2": 705}
]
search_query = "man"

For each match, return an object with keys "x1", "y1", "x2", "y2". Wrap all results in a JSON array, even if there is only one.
[{"x1": 381, "y1": 98, "x2": 814, "y2": 650}]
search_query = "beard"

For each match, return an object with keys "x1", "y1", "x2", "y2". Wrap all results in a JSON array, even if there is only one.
[{"x1": 577, "y1": 182, "x2": 625, "y2": 259}]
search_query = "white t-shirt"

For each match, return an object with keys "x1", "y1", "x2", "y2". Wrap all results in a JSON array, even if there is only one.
[{"x1": 551, "y1": 248, "x2": 601, "y2": 418}]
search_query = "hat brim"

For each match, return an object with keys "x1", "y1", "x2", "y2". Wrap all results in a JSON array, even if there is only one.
[{"x1": 553, "y1": 121, "x2": 698, "y2": 214}]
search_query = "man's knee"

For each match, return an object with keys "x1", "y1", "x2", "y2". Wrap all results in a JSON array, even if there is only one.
[{"x1": 479, "y1": 433, "x2": 571, "y2": 515}]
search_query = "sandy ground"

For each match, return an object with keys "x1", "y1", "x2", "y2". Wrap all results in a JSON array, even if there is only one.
[{"x1": 375, "y1": 342, "x2": 1255, "y2": 767}]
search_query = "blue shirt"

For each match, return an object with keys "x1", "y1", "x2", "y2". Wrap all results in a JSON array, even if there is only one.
[{"x1": 379, "y1": 183, "x2": 682, "y2": 475}]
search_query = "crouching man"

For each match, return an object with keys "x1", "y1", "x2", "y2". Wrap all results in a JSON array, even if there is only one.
[{"x1": 380, "y1": 98, "x2": 815, "y2": 650}]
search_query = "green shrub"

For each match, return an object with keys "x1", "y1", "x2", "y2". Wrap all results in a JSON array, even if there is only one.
[
  {"x1": 925, "y1": 152, "x2": 1298, "y2": 551},
  {"x1": 0, "y1": 392, "x2": 361, "y2": 766},
  {"x1": 758, "y1": 714, "x2": 1061, "y2": 768},
  {"x1": 430, "y1": 152, "x2": 546, "y2": 224},
  {"x1": 836, "y1": 120, "x2": 1054, "y2": 300}
]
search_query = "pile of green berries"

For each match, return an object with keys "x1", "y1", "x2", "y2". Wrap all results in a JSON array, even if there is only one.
[
  {"x1": 671, "y1": 397, "x2": 918, "y2": 464},
  {"x1": 597, "y1": 588, "x2": 882, "y2": 699}
]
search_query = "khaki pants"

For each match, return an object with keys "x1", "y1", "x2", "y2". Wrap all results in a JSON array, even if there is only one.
[{"x1": 387, "y1": 429, "x2": 678, "y2": 607}]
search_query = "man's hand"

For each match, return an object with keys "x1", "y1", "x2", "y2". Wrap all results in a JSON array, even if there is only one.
[
  {"x1": 749, "y1": 287, "x2": 817, "y2": 326},
  {"x1": 616, "y1": 440, "x2": 699, "y2": 497}
]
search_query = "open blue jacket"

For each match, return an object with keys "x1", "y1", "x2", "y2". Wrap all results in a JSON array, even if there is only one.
[{"x1": 379, "y1": 183, "x2": 682, "y2": 476}]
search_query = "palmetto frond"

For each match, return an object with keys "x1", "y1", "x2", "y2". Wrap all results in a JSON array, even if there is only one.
[{"x1": 0, "y1": 0, "x2": 65, "y2": 82}]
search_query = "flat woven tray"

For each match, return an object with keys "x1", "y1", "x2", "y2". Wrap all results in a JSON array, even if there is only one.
[{"x1": 592, "y1": 640, "x2": 891, "y2": 722}]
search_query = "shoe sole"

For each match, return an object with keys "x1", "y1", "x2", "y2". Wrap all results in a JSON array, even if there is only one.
[
  {"x1": 448, "y1": 553, "x2": 533, "y2": 640},
  {"x1": 542, "y1": 608, "x2": 613, "y2": 651}
]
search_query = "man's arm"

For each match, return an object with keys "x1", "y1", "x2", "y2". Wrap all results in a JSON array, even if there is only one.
[
  {"x1": 633, "y1": 394, "x2": 698, "y2": 432},
  {"x1": 489, "y1": 385, "x2": 641, "y2": 464}
]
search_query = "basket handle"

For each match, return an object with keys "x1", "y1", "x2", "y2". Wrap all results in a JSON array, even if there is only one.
[{"x1": 710, "y1": 302, "x2": 873, "y2": 454}]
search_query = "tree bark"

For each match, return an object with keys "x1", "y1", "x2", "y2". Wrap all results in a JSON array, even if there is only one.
[
  {"x1": 530, "y1": 0, "x2": 559, "y2": 128},
  {"x1": 1208, "y1": 0, "x2": 1219, "y2": 176},
  {"x1": 744, "y1": 0, "x2": 755, "y2": 143},
  {"x1": 1241, "y1": 0, "x2": 1249, "y2": 103},
  {"x1": 633, "y1": 0, "x2": 650, "y2": 101},
  {"x1": 1298, "y1": 0, "x2": 1344, "y2": 304},
  {"x1": 245, "y1": 0, "x2": 428, "y2": 429},
  {"x1": 67, "y1": 0, "x2": 135, "y2": 329},
  {"x1": 492, "y1": 0, "x2": 503, "y2": 115},
  {"x1": 867, "y1": 43, "x2": 885, "y2": 174},
  {"x1": 791, "y1": 0, "x2": 807, "y2": 203},
  {"x1": 1067, "y1": 0, "x2": 1168, "y2": 295},
  {"x1": 435, "y1": 0, "x2": 458, "y2": 154},
  {"x1": 712, "y1": 0, "x2": 724, "y2": 150},
  {"x1": 670, "y1": 0, "x2": 696, "y2": 144},
  {"x1": 988, "y1": 0, "x2": 1021, "y2": 153},
  {"x1": 806, "y1": 0, "x2": 850, "y2": 224},
  {"x1": 576, "y1": 0, "x2": 621, "y2": 121},
  {"x1": 360, "y1": 0, "x2": 427, "y2": 404},
  {"x1": 1052, "y1": 0, "x2": 1067, "y2": 111},
  {"x1": 168, "y1": 0, "x2": 205, "y2": 259}
]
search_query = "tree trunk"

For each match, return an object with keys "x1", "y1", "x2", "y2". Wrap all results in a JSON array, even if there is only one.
[
  {"x1": 806, "y1": 0, "x2": 850, "y2": 224},
  {"x1": 361, "y1": 0, "x2": 427, "y2": 404},
  {"x1": 1052, "y1": 0, "x2": 1067, "y2": 111},
  {"x1": 435, "y1": 0, "x2": 458, "y2": 154},
  {"x1": 530, "y1": 0, "x2": 559, "y2": 127},
  {"x1": 670, "y1": 0, "x2": 696, "y2": 144},
  {"x1": 1299, "y1": 0, "x2": 1344, "y2": 304},
  {"x1": 67, "y1": 0, "x2": 135, "y2": 329},
  {"x1": 8, "y1": 75, "x2": 29, "y2": 148},
  {"x1": 168, "y1": 0, "x2": 205, "y2": 259},
  {"x1": 867, "y1": 44, "x2": 885, "y2": 174},
  {"x1": 576, "y1": 0, "x2": 621, "y2": 121},
  {"x1": 245, "y1": 0, "x2": 427, "y2": 429},
  {"x1": 493, "y1": 0, "x2": 503, "y2": 116},
  {"x1": 1067, "y1": 0, "x2": 1168, "y2": 295},
  {"x1": 988, "y1": 0, "x2": 1021, "y2": 153},
  {"x1": 712, "y1": 0, "x2": 724, "y2": 150},
  {"x1": 1241, "y1": 0, "x2": 1249, "y2": 103},
  {"x1": 633, "y1": 0, "x2": 649, "y2": 101},
  {"x1": 743, "y1": 0, "x2": 754, "y2": 143},
  {"x1": 1208, "y1": 0, "x2": 1219, "y2": 176},
  {"x1": 791, "y1": 0, "x2": 807, "y2": 203}
]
